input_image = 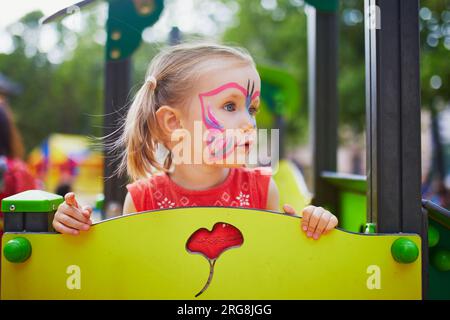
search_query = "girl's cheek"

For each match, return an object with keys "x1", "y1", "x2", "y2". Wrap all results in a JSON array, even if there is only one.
[{"x1": 221, "y1": 115, "x2": 237, "y2": 129}]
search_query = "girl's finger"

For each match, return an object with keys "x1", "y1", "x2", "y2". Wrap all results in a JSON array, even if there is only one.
[
  {"x1": 312, "y1": 212, "x2": 332, "y2": 240},
  {"x1": 301, "y1": 205, "x2": 315, "y2": 230},
  {"x1": 65, "y1": 192, "x2": 79, "y2": 209},
  {"x1": 81, "y1": 205, "x2": 93, "y2": 218},
  {"x1": 53, "y1": 221, "x2": 79, "y2": 236},
  {"x1": 82, "y1": 205, "x2": 93, "y2": 213},
  {"x1": 306, "y1": 207, "x2": 324, "y2": 237},
  {"x1": 283, "y1": 204, "x2": 296, "y2": 215},
  {"x1": 323, "y1": 216, "x2": 339, "y2": 234},
  {"x1": 56, "y1": 212, "x2": 90, "y2": 231},
  {"x1": 60, "y1": 204, "x2": 91, "y2": 224}
]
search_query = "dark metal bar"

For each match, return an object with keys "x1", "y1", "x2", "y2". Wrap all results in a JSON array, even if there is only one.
[
  {"x1": 365, "y1": 0, "x2": 422, "y2": 233},
  {"x1": 400, "y1": 0, "x2": 422, "y2": 234},
  {"x1": 104, "y1": 58, "x2": 131, "y2": 214},
  {"x1": 364, "y1": 0, "x2": 375, "y2": 225},
  {"x1": 307, "y1": 6, "x2": 339, "y2": 211},
  {"x1": 365, "y1": 0, "x2": 425, "y2": 297},
  {"x1": 41, "y1": 0, "x2": 97, "y2": 24},
  {"x1": 366, "y1": 0, "x2": 401, "y2": 232},
  {"x1": 422, "y1": 199, "x2": 450, "y2": 218}
]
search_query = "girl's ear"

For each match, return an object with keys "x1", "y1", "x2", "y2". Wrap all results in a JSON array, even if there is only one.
[{"x1": 155, "y1": 105, "x2": 183, "y2": 142}]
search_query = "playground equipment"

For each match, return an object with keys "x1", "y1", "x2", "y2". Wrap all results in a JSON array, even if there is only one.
[
  {"x1": 304, "y1": 0, "x2": 450, "y2": 299},
  {"x1": 27, "y1": 134, "x2": 103, "y2": 200},
  {"x1": 1, "y1": 0, "x2": 449, "y2": 300},
  {"x1": 1, "y1": 191, "x2": 421, "y2": 299}
]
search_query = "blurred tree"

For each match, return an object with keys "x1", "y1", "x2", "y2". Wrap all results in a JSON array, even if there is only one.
[
  {"x1": 220, "y1": 0, "x2": 308, "y2": 148},
  {"x1": 420, "y1": 1, "x2": 450, "y2": 110},
  {"x1": 0, "y1": 9, "x2": 104, "y2": 152},
  {"x1": 337, "y1": 0, "x2": 365, "y2": 134},
  {"x1": 419, "y1": 1, "x2": 450, "y2": 206},
  {"x1": 217, "y1": 0, "x2": 450, "y2": 146},
  {"x1": 0, "y1": 0, "x2": 448, "y2": 156},
  {"x1": 217, "y1": 0, "x2": 368, "y2": 147}
]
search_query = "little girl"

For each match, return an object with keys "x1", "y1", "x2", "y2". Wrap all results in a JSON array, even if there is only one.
[{"x1": 53, "y1": 43, "x2": 338, "y2": 240}]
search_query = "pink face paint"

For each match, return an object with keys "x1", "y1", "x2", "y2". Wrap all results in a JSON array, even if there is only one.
[
  {"x1": 205, "y1": 104, "x2": 223, "y2": 131},
  {"x1": 245, "y1": 80, "x2": 260, "y2": 128},
  {"x1": 199, "y1": 82, "x2": 247, "y2": 132},
  {"x1": 198, "y1": 81, "x2": 260, "y2": 161},
  {"x1": 209, "y1": 135, "x2": 235, "y2": 160}
]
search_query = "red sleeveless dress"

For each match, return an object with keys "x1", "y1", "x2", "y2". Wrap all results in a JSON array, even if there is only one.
[{"x1": 126, "y1": 167, "x2": 272, "y2": 212}]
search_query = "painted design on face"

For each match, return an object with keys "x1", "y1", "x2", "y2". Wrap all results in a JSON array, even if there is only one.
[
  {"x1": 204, "y1": 104, "x2": 224, "y2": 131},
  {"x1": 245, "y1": 80, "x2": 258, "y2": 128},
  {"x1": 208, "y1": 134, "x2": 235, "y2": 159},
  {"x1": 198, "y1": 81, "x2": 260, "y2": 161}
]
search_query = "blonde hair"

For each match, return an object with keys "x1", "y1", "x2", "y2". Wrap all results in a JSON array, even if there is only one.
[{"x1": 115, "y1": 43, "x2": 255, "y2": 181}]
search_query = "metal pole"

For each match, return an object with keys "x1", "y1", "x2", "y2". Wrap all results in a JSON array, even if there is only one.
[
  {"x1": 103, "y1": 58, "x2": 131, "y2": 215},
  {"x1": 364, "y1": 0, "x2": 425, "y2": 297},
  {"x1": 307, "y1": 5, "x2": 339, "y2": 211}
]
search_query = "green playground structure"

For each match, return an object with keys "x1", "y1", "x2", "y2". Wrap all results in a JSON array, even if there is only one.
[
  {"x1": 1, "y1": 0, "x2": 449, "y2": 299},
  {"x1": 1, "y1": 190, "x2": 423, "y2": 300}
]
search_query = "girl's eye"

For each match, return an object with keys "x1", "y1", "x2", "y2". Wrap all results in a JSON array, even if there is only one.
[
  {"x1": 248, "y1": 106, "x2": 259, "y2": 116},
  {"x1": 223, "y1": 102, "x2": 236, "y2": 112}
]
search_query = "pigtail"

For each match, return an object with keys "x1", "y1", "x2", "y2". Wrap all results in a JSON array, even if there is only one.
[
  {"x1": 163, "y1": 149, "x2": 173, "y2": 171},
  {"x1": 115, "y1": 76, "x2": 165, "y2": 180}
]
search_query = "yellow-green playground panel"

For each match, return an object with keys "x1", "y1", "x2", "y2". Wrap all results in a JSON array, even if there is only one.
[
  {"x1": 272, "y1": 160, "x2": 312, "y2": 211},
  {"x1": 1, "y1": 191, "x2": 422, "y2": 299}
]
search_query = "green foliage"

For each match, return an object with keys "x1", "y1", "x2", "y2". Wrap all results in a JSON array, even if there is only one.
[
  {"x1": 221, "y1": 0, "x2": 308, "y2": 147},
  {"x1": 420, "y1": 1, "x2": 450, "y2": 110},
  {"x1": 218, "y1": 0, "x2": 369, "y2": 146},
  {"x1": 218, "y1": 0, "x2": 450, "y2": 143},
  {"x1": 0, "y1": 10, "x2": 104, "y2": 153},
  {"x1": 338, "y1": 0, "x2": 365, "y2": 134},
  {"x1": 0, "y1": 0, "x2": 448, "y2": 156}
]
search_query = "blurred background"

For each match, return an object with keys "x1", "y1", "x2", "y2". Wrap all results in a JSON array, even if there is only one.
[{"x1": 0, "y1": 0, "x2": 449, "y2": 212}]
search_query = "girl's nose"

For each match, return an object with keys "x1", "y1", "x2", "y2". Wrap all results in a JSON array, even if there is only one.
[
  {"x1": 241, "y1": 119, "x2": 255, "y2": 133},
  {"x1": 241, "y1": 111, "x2": 256, "y2": 132}
]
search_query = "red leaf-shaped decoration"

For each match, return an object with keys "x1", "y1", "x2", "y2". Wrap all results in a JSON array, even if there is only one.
[{"x1": 186, "y1": 222, "x2": 244, "y2": 260}]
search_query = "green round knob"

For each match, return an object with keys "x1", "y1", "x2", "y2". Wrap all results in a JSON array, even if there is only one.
[
  {"x1": 431, "y1": 249, "x2": 450, "y2": 272},
  {"x1": 3, "y1": 237, "x2": 32, "y2": 263},
  {"x1": 428, "y1": 225, "x2": 440, "y2": 248},
  {"x1": 391, "y1": 237, "x2": 419, "y2": 264}
]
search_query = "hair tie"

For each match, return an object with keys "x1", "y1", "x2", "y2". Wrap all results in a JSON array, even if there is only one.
[{"x1": 145, "y1": 75, "x2": 157, "y2": 90}]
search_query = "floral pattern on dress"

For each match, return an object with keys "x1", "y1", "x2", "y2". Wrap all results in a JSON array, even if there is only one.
[
  {"x1": 157, "y1": 197, "x2": 175, "y2": 209},
  {"x1": 236, "y1": 192, "x2": 250, "y2": 206}
]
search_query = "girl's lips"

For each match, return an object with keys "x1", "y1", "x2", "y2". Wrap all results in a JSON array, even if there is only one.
[
  {"x1": 236, "y1": 135, "x2": 255, "y2": 147},
  {"x1": 236, "y1": 140, "x2": 253, "y2": 148},
  {"x1": 235, "y1": 141, "x2": 253, "y2": 155}
]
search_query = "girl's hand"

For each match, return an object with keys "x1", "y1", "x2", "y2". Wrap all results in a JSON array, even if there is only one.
[
  {"x1": 52, "y1": 192, "x2": 93, "y2": 235},
  {"x1": 283, "y1": 204, "x2": 338, "y2": 240}
]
